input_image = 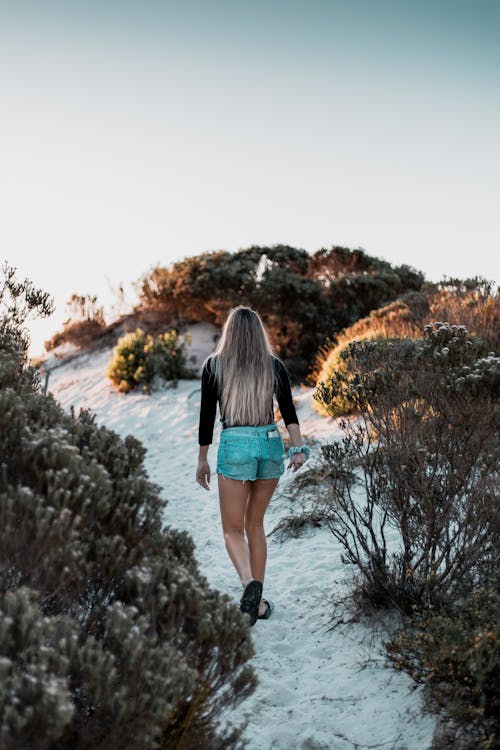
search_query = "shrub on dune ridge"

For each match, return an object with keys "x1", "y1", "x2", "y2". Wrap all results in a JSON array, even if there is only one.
[
  {"x1": 308, "y1": 246, "x2": 424, "y2": 330},
  {"x1": 312, "y1": 277, "x2": 499, "y2": 416},
  {"x1": 137, "y1": 245, "x2": 328, "y2": 379},
  {"x1": 45, "y1": 293, "x2": 107, "y2": 351},
  {"x1": 0, "y1": 264, "x2": 256, "y2": 750}
]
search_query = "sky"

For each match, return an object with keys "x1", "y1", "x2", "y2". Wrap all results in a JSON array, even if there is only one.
[{"x1": 1, "y1": 0, "x2": 499, "y2": 358}]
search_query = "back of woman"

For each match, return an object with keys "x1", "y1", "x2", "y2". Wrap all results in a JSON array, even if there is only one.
[{"x1": 196, "y1": 305, "x2": 310, "y2": 626}]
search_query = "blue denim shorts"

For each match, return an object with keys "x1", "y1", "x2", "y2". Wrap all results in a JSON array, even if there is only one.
[{"x1": 217, "y1": 423, "x2": 285, "y2": 482}]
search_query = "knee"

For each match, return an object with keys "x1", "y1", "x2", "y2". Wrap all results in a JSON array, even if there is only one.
[
  {"x1": 245, "y1": 518, "x2": 265, "y2": 535},
  {"x1": 223, "y1": 525, "x2": 245, "y2": 541}
]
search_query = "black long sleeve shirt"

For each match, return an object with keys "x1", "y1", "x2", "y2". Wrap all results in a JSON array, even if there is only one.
[{"x1": 198, "y1": 356, "x2": 299, "y2": 445}]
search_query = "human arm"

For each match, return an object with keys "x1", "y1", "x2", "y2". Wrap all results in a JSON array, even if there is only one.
[
  {"x1": 274, "y1": 359, "x2": 308, "y2": 472},
  {"x1": 196, "y1": 359, "x2": 218, "y2": 489}
]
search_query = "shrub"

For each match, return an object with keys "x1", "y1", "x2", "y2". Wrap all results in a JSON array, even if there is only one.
[
  {"x1": 309, "y1": 292, "x2": 426, "y2": 399},
  {"x1": 386, "y1": 581, "x2": 500, "y2": 749},
  {"x1": 312, "y1": 323, "x2": 499, "y2": 613},
  {"x1": 137, "y1": 246, "x2": 330, "y2": 380},
  {"x1": 0, "y1": 260, "x2": 54, "y2": 357},
  {"x1": 0, "y1": 265, "x2": 256, "y2": 749},
  {"x1": 308, "y1": 246, "x2": 424, "y2": 332},
  {"x1": 268, "y1": 453, "x2": 341, "y2": 542},
  {"x1": 106, "y1": 327, "x2": 196, "y2": 393},
  {"x1": 45, "y1": 293, "x2": 107, "y2": 351},
  {"x1": 312, "y1": 278, "x2": 499, "y2": 414},
  {"x1": 428, "y1": 278, "x2": 500, "y2": 351}
]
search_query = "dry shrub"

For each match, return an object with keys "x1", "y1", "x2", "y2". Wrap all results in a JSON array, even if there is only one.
[
  {"x1": 428, "y1": 279, "x2": 500, "y2": 350},
  {"x1": 268, "y1": 457, "x2": 338, "y2": 541},
  {"x1": 46, "y1": 317, "x2": 107, "y2": 351},
  {"x1": 45, "y1": 294, "x2": 107, "y2": 351},
  {"x1": 313, "y1": 323, "x2": 499, "y2": 612}
]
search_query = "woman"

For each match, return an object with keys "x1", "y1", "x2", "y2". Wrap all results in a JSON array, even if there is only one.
[{"x1": 196, "y1": 305, "x2": 310, "y2": 626}]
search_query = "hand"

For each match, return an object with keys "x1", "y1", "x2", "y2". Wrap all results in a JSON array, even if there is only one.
[
  {"x1": 196, "y1": 460, "x2": 211, "y2": 490},
  {"x1": 288, "y1": 452, "x2": 307, "y2": 472}
]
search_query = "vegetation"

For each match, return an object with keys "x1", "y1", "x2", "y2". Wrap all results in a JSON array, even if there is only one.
[
  {"x1": 133, "y1": 244, "x2": 423, "y2": 380},
  {"x1": 7, "y1": 249, "x2": 499, "y2": 747},
  {"x1": 41, "y1": 245, "x2": 424, "y2": 380},
  {"x1": 0, "y1": 263, "x2": 256, "y2": 750},
  {"x1": 273, "y1": 312, "x2": 499, "y2": 747},
  {"x1": 106, "y1": 326, "x2": 196, "y2": 394},
  {"x1": 314, "y1": 323, "x2": 498, "y2": 612},
  {"x1": 386, "y1": 582, "x2": 499, "y2": 749},
  {"x1": 312, "y1": 277, "x2": 499, "y2": 415},
  {"x1": 45, "y1": 293, "x2": 107, "y2": 351}
]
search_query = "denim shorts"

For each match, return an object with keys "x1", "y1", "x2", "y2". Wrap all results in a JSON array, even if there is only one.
[{"x1": 217, "y1": 423, "x2": 285, "y2": 482}]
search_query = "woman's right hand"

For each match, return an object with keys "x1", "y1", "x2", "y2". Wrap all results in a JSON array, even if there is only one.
[{"x1": 196, "y1": 460, "x2": 211, "y2": 490}]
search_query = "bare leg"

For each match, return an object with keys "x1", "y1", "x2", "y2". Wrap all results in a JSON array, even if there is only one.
[
  {"x1": 245, "y1": 477, "x2": 279, "y2": 616},
  {"x1": 218, "y1": 475, "x2": 253, "y2": 584}
]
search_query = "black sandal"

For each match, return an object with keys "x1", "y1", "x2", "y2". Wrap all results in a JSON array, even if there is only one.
[
  {"x1": 240, "y1": 580, "x2": 263, "y2": 626},
  {"x1": 257, "y1": 598, "x2": 273, "y2": 620}
]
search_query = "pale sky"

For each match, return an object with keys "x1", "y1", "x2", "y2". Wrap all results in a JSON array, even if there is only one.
[{"x1": 1, "y1": 0, "x2": 499, "y2": 357}]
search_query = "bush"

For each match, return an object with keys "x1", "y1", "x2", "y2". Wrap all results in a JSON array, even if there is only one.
[
  {"x1": 106, "y1": 327, "x2": 196, "y2": 394},
  {"x1": 428, "y1": 278, "x2": 500, "y2": 351},
  {"x1": 0, "y1": 260, "x2": 54, "y2": 357},
  {"x1": 312, "y1": 323, "x2": 499, "y2": 613},
  {"x1": 45, "y1": 293, "x2": 107, "y2": 351},
  {"x1": 309, "y1": 292, "x2": 427, "y2": 404},
  {"x1": 312, "y1": 278, "x2": 499, "y2": 414},
  {"x1": 308, "y1": 246, "x2": 424, "y2": 332},
  {"x1": 386, "y1": 581, "x2": 500, "y2": 749},
  {"x1": 0, "y1": 265, "x2": 256, "y2": 749}
]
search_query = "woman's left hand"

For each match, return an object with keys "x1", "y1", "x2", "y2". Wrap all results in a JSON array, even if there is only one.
[{"x1": 288, "y1": 452, "x2": 307, "y2": 472}]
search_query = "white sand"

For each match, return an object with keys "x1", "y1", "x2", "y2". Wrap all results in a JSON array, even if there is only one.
[{"x1": 45, "y1": 346, "x2": 436, "y2": 750}]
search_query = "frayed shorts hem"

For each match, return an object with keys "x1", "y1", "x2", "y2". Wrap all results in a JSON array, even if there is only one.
[{"x1": 216, "y1": 469, "x2": 283, "y2": 483}]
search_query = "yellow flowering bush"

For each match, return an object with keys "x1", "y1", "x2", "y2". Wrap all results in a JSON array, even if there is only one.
[{"x1": 106, "y1": 327, "x2": 195, "y2": 394}]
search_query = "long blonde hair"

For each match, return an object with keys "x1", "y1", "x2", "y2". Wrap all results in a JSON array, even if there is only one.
[{"x1": 204, "y1": 306, "x2": 277, "y2": 426}]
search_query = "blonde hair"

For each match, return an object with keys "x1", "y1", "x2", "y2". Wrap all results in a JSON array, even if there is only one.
[{"x1": 204, "y1": 306, "x2": 278, "y2": 426}]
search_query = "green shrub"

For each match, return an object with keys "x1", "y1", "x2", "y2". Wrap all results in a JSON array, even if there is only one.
[
  {"x1": 386, "y1": 582, "x2": 500, "y2": 749},
  {"x1": 312, "y1": 278, "x2": 499, "y2": 414},
  {"x1": 106, "y1": 327, "x2": 196, "y2": 393},
  {"x1": 0, "y1": 265, "x2": 256, "y2": 749}
]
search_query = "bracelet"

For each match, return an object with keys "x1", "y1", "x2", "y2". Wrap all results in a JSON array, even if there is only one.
[{"x1": 288, "y1": 445, "x2": 310, "y2": 460}]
